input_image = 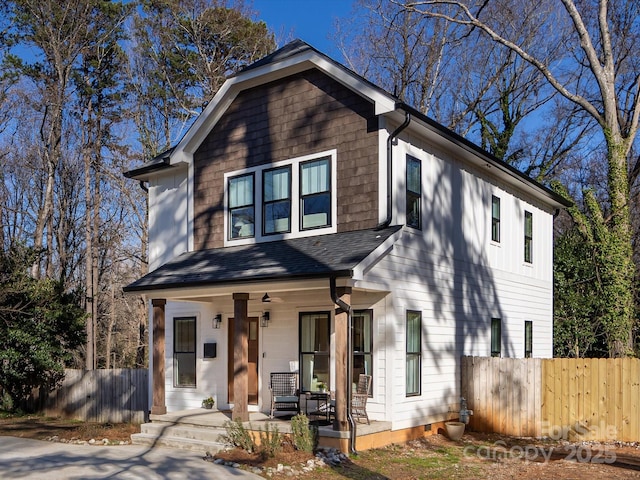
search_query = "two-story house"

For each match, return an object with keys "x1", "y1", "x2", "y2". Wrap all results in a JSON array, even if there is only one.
[{"x1": 124, "y1": 40, "x2": 569, "y2": 451}]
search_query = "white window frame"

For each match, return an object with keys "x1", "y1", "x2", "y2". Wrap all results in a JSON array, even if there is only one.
[
  {"x1": 491, "y1": 195, "x2": 500, "y2": 243},
  {"x1": 173, "y1": 316, "x2": 197, "y2": 388},
  {"x1": 524, "y1": 210, "x2": 533, "y2": 264},
  {"x1": 406, "y1": 155, "x2": 422, "y2": 230},
  {"x1": 224, "y1": 150, "x2": 337, "y2": 246}
]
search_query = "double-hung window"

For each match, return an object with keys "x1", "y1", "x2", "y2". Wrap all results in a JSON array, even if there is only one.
[
  {"x1": 491, "y1": 195, "x2": 500, "y2": 242},
  {"x1": 228, "y1": 174, "x2": 254, "y2": 239},
  {"x1": 406, "y1": 310, "x2": 421, "y2": 396},
  {"x1": 174, "y1": 317, "x2": 196, "y2": 387},
  {"x1": 226, "y1": 152, "x2": 335, "y2": 243},
  {"x1": 406, "y1": 156, "x2": 421, "y2": 229},
  {"x1": 353, "y1": 310, "x2": 373, "y2": 395},
  {"x1": 300, "y1": 157, "x2": 331, "y2": 230},
  {"x1": 299, "y1": 312, "x2": 330, "y2": 392},
  {"x1": 524, "y1": 211, "x2": 533, "y2": 263},
  {"x1": 263, "y1": 166, "x2": 291, "y2": 235}
]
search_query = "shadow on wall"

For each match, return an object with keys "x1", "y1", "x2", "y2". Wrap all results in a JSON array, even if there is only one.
[{"x1": 186, "y1": 68, "x2": 529, "y2": 421}]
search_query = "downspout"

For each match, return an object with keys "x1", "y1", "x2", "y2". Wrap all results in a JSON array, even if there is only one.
[
  {"x1": 376, "y1": 110, "x2": 411, "y2": 230},
  {"x1": 330, "y1": 276, "x2": 356, "y2": 453},
  {"x1": 138, "y1": 180, "x2": 148, "y2": 193}
]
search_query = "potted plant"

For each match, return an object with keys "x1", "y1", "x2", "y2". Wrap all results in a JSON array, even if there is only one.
[
  {"x1": 317, "y1": 381, "x2": 327, "y2": 393},
  {"x1": 445, "y1": 421, "x2": 465, "y2": 441},
  {"x1": 202, "y1": 396, "x2": 215, "y2": 409}
]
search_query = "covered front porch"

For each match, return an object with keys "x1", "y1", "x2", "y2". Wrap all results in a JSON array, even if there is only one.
[
  {"x1": 123, "y1": 227, "x2": 405, "y2": 453},
  {"x1": 144, "y1": 278, "x2": 384, "y2": 451}
]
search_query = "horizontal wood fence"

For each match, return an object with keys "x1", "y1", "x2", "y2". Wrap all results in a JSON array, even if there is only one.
[
  {"x1": 31, "y1": 369, "x2": 148, "y2": 423},
  {"x1": 461, "y1": 356, "x2": 640, "y2": 442}
]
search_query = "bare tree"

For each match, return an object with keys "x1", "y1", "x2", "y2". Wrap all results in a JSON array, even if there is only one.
[
  {"x1": 399, "y1": 0, "x2": 640, "y2": 356},
  {"x1": 336, "y1": 0, "x2": 579, "y2": 176}
]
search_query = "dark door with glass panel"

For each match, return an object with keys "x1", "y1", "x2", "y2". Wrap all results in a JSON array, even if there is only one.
[{"x1": 227, "y1": 317, "x2": 259, "y2": 404}]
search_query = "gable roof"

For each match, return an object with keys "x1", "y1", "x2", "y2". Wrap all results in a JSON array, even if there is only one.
[
  {"x1": 124, "y1": 39, "x2": 570, "y2": 209},
  {"x1": 123, "y1": 226, "x2": 402, "y2": 293}
]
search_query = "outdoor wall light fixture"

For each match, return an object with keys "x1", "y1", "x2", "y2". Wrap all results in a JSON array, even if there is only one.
[
  {"x1": 261, "y1": 293, "x2": 271, "y2": 303},
  {"x1": 213, "y1": 314, "x2": 222, "y2": 329},
  {"x1": 261, "y1": 311, "x2": 270, "y2": 327}
]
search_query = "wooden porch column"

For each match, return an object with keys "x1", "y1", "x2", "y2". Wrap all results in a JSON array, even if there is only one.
[
  {"x1": 151, "y1": 298, "x2": 167, "y2": 415},
  {"x1": 334, "y1": 286, "x2": 351, "y2": 431},
  {"x1": 232, "y1": 293, "x2": 250, "y2": 422}
]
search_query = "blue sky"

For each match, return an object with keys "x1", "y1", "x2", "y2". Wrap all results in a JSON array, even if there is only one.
[{"x1": 252, "y1": 0, "x2": 353, "y2": 61}]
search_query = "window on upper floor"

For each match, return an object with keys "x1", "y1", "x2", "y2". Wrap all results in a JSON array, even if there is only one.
[
  {"x1": 263, "y1": 166, "x2": 291, "y2": 235},
  {"x1": 228, "y1": 173, "x2": 255, "y2": 239},
  {"x1": 300, "y1": 157, "x2": 331, "y2": 230},
  {"x1": 225, "y1": 151, "x2": 336, "y2": 244},
  {"x1": 491, "y1": 195, "x2": 500, "y2": 243},
  {"x1": 406, "y1": 155, "x2": 421, "y2": 229},
  {"x1": 524, "y1": 210, "x2": 533, "y2": 263}
]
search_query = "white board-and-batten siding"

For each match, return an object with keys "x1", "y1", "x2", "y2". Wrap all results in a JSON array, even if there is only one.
[
  {"x1": 148, "y1": 169, "x2": 189, "y2": 272},
  {"x1": 158, "y1": 290, "x2": 389, "y2": 415},
  {"x1": 347, "y1": 132, "x2": 554, "y2": 430}
]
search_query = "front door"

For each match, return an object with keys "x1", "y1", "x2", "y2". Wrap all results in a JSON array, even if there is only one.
[{"x1": 227, "y1": 317, "x2": 259, "y2": 404}]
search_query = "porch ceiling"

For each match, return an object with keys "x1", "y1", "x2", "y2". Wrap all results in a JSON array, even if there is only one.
[{"x1": 123, "y1": 226, "x2": 401, "y2": 298}]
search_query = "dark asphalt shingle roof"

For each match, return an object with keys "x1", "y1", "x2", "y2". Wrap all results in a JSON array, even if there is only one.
[
  {"x1": 123, "y1": 226, "x2": 402, "y2": 293},
  {"x1": 124, "y1": 147, "x2": 175, "y2": 180}
]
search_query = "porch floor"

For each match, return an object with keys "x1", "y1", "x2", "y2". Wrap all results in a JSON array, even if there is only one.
[{"x1": 149, "y1": 408, "x2": 392, "y2": 440}]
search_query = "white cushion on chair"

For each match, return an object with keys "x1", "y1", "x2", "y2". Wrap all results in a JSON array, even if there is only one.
[{"x1": 274, "y1": 395, "x2": 298, "y2": 403}]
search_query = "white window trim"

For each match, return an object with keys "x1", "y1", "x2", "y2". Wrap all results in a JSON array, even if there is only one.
[
  {"x1": 224, "y1": 150, "x2": 337, "y2": 246},
  {"x1": 399, "y1": 144, "x2": 427, "y2": 232},
  {"x1": 490, "y1": 194, "x2": 501, "y2": 245},
  {"x1": 523, "y1": 209, "x2": 533, "y2": 265}
]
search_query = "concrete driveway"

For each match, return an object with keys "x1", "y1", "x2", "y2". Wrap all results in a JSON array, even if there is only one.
[{"x1": 0, "y1": 437, "x2": 261, "y2": 479}]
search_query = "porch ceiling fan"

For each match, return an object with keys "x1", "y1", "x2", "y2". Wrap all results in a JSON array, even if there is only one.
[{"x1": 259, "y1": 292, "x2": 284, "y2": 303}]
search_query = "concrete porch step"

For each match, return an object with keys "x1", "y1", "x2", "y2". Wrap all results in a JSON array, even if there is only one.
[
  {"x1": 131, "y1": 432, "x2": 224, "y2": 453},
  {"x1": 131, "y1": 422, "x2": 228, "y2": 453}
]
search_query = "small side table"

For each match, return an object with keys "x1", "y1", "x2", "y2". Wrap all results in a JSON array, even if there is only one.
[{"x1": 306, "y1": 391, "x2": 330, "y2": 422}]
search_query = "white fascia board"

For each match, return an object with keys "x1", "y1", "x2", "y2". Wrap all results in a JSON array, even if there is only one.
[
  {"x1": 171, "y1": 50, "x2": 397, "y2": 161},
  {"x1": 309, "y1": 56, "x2": 396, "y2": 115},
  {"x1": 352, "y1": 227, "x2": 404, "y2": 281},
  {"x1": 127, "y1": 278, "x2": 329, "y2": 301},
  {"x1": 170, "y1": 149, "x2": 193, "y2": 167}
]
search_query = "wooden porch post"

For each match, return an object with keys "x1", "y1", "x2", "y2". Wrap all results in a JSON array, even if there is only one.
[
  {"x1": 232, "y1": 293, "x2": 250, "y2": 421},
  {"x1": 334, "y1": 286, "x2": 351, "y2": 431},
  {"x1": 151, "y1": 298, "x2": 167, "y2": 415}
]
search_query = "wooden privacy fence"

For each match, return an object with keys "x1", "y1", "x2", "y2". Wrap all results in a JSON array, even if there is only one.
[
  {"x1": 461, "y1": 356, "x2": 640, "y2": 442},
  {"x1": 31, "y1": 369, "x2": 148, "y2": 423}
]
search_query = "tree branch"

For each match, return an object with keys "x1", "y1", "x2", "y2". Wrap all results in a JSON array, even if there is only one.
[{"x1": 400, "y1": 0, "x2": 605, "y2": 124}]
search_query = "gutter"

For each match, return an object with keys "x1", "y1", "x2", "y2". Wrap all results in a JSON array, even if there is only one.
[
  {"x1": 395, "y1": 102, "x2": 571, "y2": 209},
  {"x1": 330, "y1": 276, "x2": 356, "y2": 453},
  {"x1": 377, "y1": 111, "x2": 411, "y2": 230}
]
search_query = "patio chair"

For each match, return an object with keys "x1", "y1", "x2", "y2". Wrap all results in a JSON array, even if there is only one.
[
  {"x1": 352, "y1": 374, "x2": 372, "y2": 424},
  {"x1": 328, "y1": 374, "x2": 372, "y2": 424},
  {"x1": 269, "y1": 372, "x2": 300, "y2": 418}
]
